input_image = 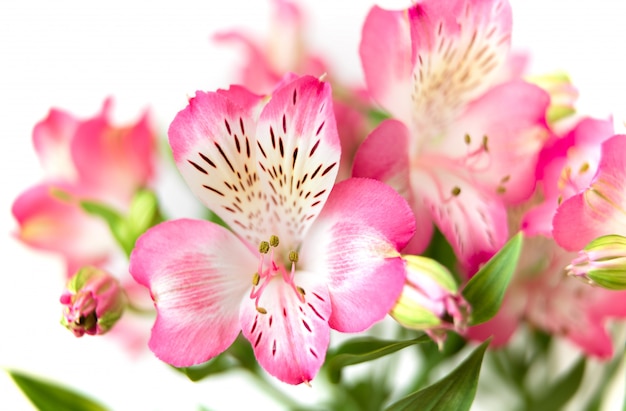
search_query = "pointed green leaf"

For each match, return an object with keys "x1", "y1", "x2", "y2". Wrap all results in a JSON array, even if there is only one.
[
  {"x1": 325, "y1": 335, "x2": 430, "y2": 383},
  {"x1": 8, "y1": 369, "x2": 108, "y2": 411},
  {"x1": 385, "y1": 340, "x2": 490, "y2": 411},
  {"x1": 127, "y1": 189, "x2": 163, "y2": 238},
  {"x1": 174, "y1": 354, "x2": 234, "y2": 382},
  {"x1": 462, "y1": 232, "x2": 523, "y2": 325}
]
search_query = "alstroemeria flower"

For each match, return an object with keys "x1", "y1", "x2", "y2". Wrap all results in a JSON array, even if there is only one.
[
  {"x1": 129, "y1": 75, "x2": 415, "y2": 384},
  {"x1": 11, "y1": 99, "x2": 157, "y2": 274},
  {"x1": 213, "y1": 0, "x2": 326, "y2": 95},
  {"x1": 355, "y1": 0, "x2": 549, "y2": 273},
  {"x1": 553, "y1": 134, "x2": 626, "y2": 251},
  {"x1": 522, "y1": 117, "x2": 614, "y2": 236},
  {"x1": 468, "y1": 234, "x2": 626, "y2": 358}
]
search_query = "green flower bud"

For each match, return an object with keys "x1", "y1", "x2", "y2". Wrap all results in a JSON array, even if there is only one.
[
  {"x1": 390, "y1": 255, "x2": 470, "y2": 348},
  {"x1": 567, "y1": 234, "x2": 626, "y2": 290}
]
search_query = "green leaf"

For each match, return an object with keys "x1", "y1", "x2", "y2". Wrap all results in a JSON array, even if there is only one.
[
  {"x1": 462, "y1": 232, "x2": 523, "y2": 325},
  {"x1": 81, "y1": 189, "x2": 165, "y2": 258},
  {"x1": 530, "y1": 357, "x2": 586, "y2": 411},
  {"x1": 385, "y1": 340, "x2": 490, "y2": 411},
  {"x1": 127, "y1": 189, "x2": 163, "y2": 238},
  {"x1": 80, "y1": 200, "x2": 132, "y2": 256},
  {"x1": 325, "y1": 335, "x2": 430, "y2": 383},
  {"x1": 8, "y1": 369, "x2": 108, "y2": 411},
  {"x1": 174, "y1": 354, "x2": 234, "y2": 382}
]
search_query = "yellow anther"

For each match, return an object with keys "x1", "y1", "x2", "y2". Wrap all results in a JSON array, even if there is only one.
[
  {"x1": 496, "y1": 186, "x2": 506, "y2": 194},
  {"x1": 259, "y1": 241, "x2": 270, "y2": 254},
  {"x1": 297, "y1": 286, "x2": 306, "y2": 296},
  {"x1": 269, "y1": 235, "x2": 279, "y2": 247},
  {"x1": 256, "y1": 307, "x2": 267, "y2": 314},
  {"x1": 481, "y1": 135, "x2": 489, "y2": 152},
  {"x1": 579, "y1": 162, "x2": 590, "y2": 174},
  {"x1": 252, "y1": 272, "x2": 260, "y2": 286},
  {"x1": 289, "y1": 250, "x2": 299, "y2": 263},
  {"x1": 501, "y1": 175, "x2": 511, "y2": 183},
  {"x1": 464, "y1": 133, "x2": 471, "y2": 144},
  {"x1": 451, "y1": 186, "x2": 461, "y2": 196}
]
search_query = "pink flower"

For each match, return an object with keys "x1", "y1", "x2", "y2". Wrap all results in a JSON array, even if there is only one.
[
  {"x1": 129, "y1": 75, "x2": 415, "y2": 384},
  {"x1": 354, "y1": 0, "x2": 550, "y2": 273},
  {"x1": 468, "y1": 235, "x2": 626, "y2": 358},
  {"x1": 11, "y1": 99, "x2": 157, "y2": 274},
  {"x1": 213, "y1": 0, "x2": 326, "y2": 95},
  {"x1": 553, "y1": 134, "x2": 626, "y2": 251},
  {"x1": 522, "y1": 117, "x2": 614, "y2": 236}
]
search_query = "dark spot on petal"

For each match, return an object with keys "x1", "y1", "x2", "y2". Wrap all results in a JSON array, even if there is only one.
[
  {"x1": 312, "y1": 292, "x2": 325, "y2": 302},
  {"x1": 315, "y1": 121, "x2": 325, "y2": 136},
  {"x1": 202, "y1": 185, "x2": 224, "y2": 196},
  {"x1": 311, "y1": 164, "x2": 322, "y2": 179},
  {"x1": 308, "y1": 303, "x2": 325, "y2": 321},
  {"x1": 309, "y1": 139, "x2": 320, "y2": 157},
  {"x1": 321, "y1": 162, "x2": 336, "y2": 177},
  {"x1": 257, "y1": 141, "x2": 267, "y2": 159},
  {"x1": 199, "y1": 152, "x2": 216, "y2": 168},
  {"x1": 214, "y1": 142, "x2": 234, "y2": 172},
  {"x1": 292, "y1": 148, "x2": 298, "y2": 168},
  {"x1": 188, "y1": 160, "x2": 207, "y2": 174},
  {"x1": 224, "y1": 119, "x2": 231, "y2": 135}
]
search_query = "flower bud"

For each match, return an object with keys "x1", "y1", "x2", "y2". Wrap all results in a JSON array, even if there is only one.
[
  {"x1": 526, "y1": 71, "x2": 578, "y2": 124},
  {"x1": 390, "y1": 255, "x2": 470, "y2": 348},
  {"x1": 60, "y1": 266, "x2": 126, "y2": 337},
  {"x1": 566, "y1": 235, "x2": 626, "y2": 290}
]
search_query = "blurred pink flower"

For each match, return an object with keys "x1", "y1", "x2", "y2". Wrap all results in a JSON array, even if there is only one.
[
  {"x1": 12, "y1": 99, "x2": 158, "y2": 274},
  {"x1": 354, "y1": 0, "x2": 550, "y2": 273}
]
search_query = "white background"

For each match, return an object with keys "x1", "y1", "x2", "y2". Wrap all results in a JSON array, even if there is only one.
[{"x1": 1, "y1": 0, "x2": 626, "y2": 410}]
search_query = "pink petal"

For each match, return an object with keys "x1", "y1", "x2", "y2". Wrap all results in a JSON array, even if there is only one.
[
  {"x1": 359, "y1": 6, "x2": 413, "y2": 123},
  {"x1": 353, "y1": 119, "x2": 433, "y2": 253},
  {"x1": 71, "y1": 102, "x2": 156, "y2": 205},
  {"x1": 448, "y1": 80, "x2": 550, "y2": 204},
  {"x1": 11, "y1": 182, "x2": 114, "y2": 274},
  {"x1": 130, "y1": 219, "x2": 255, "y2": 367},
  {"x1": 409, "y1": 0, "x2": 512, "y2": 116},
  {"x1": 168, "y1": 87, "x2": 269, "y2": 248},
  {"x1": 255, "y1": 75, "x2": 341, "y2": 249},
  {"x1": 415, "y1": 165, "x2": 509, "y2": 274},
  {"x1": 302, "y1": 178, "x2": 415, "y2": 332},
  {"x1": 32, "y1": 108, "x2": 80, "y2": 180},
  {"x1": 240, "y1": 271, "x2": 331, "y2": 384},
  {"x1": 213, "y1": 30, "x2": 281, "y2": 94},
  {"x1": 553, "y1": 135, "x2": 626, "y2": 251}
]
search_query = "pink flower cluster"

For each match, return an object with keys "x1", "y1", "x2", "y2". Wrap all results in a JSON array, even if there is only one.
[{"x1": 11, "y1": 0, "x2": 626, "y2": 385}]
